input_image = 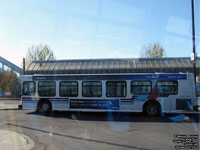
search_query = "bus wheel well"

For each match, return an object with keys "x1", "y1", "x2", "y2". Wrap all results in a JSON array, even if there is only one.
[
  {"x1": 36, "y1": 99, "x2": 52, "y2": 114},
  {"x1": 143, "y1": 100, "x2": 161, "y2": 116}
]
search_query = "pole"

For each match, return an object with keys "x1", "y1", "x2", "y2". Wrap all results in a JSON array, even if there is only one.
[
  {"x1": 191, "y1": 0, "x2": 196, "y2": 84},
  {"x1": 23, "y1": 58, "x2": 26, "y2": 75}
]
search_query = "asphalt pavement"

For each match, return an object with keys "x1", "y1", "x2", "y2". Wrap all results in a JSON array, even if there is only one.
[{"x1": 0, "y1": 100, "x2": 199, "y2": 150}]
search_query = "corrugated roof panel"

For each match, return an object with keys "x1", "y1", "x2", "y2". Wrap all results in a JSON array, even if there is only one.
[
  {"x1": 149, "y1": 60, "x2": 154, "y2": 68},
  {"x1": 59, "y1": 62, "x2": 66, "y2": 70},
  {"x1": 69, "y1": 62, "x2": 77, "y2": 70},
  {"x1": 54, "y1": 62, "x2": 61, "y2": 70},
  {"x1": 168, "y1": 59, "x2": 176, "y2": 67},
  {"x1": 81, "y1": 61, "x2": 88, "y2": 70},
  {"x1": 175, "y1": 59, "x2": 181, "y2": 67},
  {"x1": 138, "y1": 60, "x2": 143, "y2": 68},
  {"x1": 43, "y1": 62, "x2": 51, "y2": 71},
  {"x1": 108, "y1": 60, "x2": 114, "y2": 69},
  {"x1": 119, "y1": 60, "x2": 124, "y2": 69},
  {"x1": 155, "y1": 60, "x2": 160, "y2": 68},
  {"x1": 86, "y1": 61, "x2": 93, "y2": 70},
  {"x1": 103, "y1": 60, "x2": 108, "y2": 69},
  {"x1": 26, "y1": 57, "x2": 200, "y2": 75},
  {"x1": 75, "y1": 62, "x2": 81, "y2": 70},
  {"x1": 187, "y1": 59, "x2": 193, "y2": 67},
  {"x1": 90, "y1": 61, "x2": 96, "y2": 70},
  {"x1": 150, "y1": 60, "x2": 157, "y2": 68},
  {"x1": 144, "y1": 60, "x2": 151, "y2": 68},
  {"x1": 135, "y1": 59, "x2": 141, "y2": 68},
  {"x1": 40, "y1": 62, "x2": 47, "y2": 70},
  {"x1": 176, "y1": 59, "x2": 182, "y2": 68},
  {"x1": 27, "y1": 62, "x2": 36, "y2": 71},
  {"x1": 182, "y1": 59, "x2": 189, "y2": 67},
  {"x1": 64, "y1": 62, "x2": 71, "y2": 70},
  {"x1": 143, "y1": 60, "x2": 148, "y2": 68},
  {"x1": 32, "y1": 63, "x2": 41, "y2": 71},
  {"x1": 96, "y1": 61, "x2": 103, "y2": 69},
  {"x1": 124, "y1": 60, "x2": 130, "y2": 69},
  {"x1": 113, "y1": 60, "x2": 119, "y2": 69},
  {"x1": 48, "y1": 62, "x2": 57, "y2": 70},
  {"x1": 181, "y1": 59, "x2": 187, "y2": 68},
  {"x1": 159, "y1": 59, "x2": 164, "y2": 68},
  {"x1": 163, "y1": 60, "x2": 170, "y2": 68},
  {"x1": 130, "y1": 60, "x2": 137, "y2": 68}
]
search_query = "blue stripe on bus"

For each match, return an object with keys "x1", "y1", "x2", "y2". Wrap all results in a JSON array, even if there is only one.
[{"x1": 32, "y1": 74, "x2": 187, "y2": 81}]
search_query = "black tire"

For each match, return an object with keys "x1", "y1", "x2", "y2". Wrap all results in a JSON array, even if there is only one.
[
  {"x1": 144, "y1": 102, "x2": 160, "y2": 116},
  {"x1": 37, "y1": 100, "x2": 52, "y2": 114}
]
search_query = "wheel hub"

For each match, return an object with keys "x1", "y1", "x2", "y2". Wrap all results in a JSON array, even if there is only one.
[
  {"x1": 147, "y1": 104, "x2": 157, "y2": 115},
  {"x1": 42, "y1": 103, "x2": 49, "y2": 111}
]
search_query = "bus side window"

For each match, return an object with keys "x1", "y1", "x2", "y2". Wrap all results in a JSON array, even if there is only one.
[
  {"x1": 38, "y1": 81, "x2": 56, "y2": 96},
  {"x1": 156, "y1": 80, "x2": 178, "y2": 95},
  {"x1": 60, "y1": 81, "x2": 78, "y2": 97},
  {"x1": 23, "y1": 81, "x2": 36, "y2": 96},
  {"x1": 106, "y1": 81, "x2": 126, "y2": 97},
  {"x1": 131, "y1": 81, "x2": 151, "y2": 95},
  {"x1": 82, "y1": 81, "x2": 102, "y2": 97}
]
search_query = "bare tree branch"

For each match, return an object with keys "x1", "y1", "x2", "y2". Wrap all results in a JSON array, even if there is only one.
[
  {"x1": 25, "y1": 44, "x2": 56, "y2": 69},
  {"x1": 140, "y1": 42, "x2": 166, "y2": 58}
]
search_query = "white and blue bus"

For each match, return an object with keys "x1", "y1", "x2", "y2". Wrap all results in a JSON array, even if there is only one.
[{"x1": 20, "y1": 73, "x2": 198, "y2": 116}]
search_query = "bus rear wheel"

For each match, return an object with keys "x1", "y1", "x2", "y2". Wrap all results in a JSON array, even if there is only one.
[
  {"x1": 37, "y1": 100, "x2": 52, "y2": 114},
  {"x1": 144, "y1": 102, "x2": 160, "y2": 116}
]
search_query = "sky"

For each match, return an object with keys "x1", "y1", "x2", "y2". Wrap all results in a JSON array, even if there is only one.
[{"x1": 0, "y1": 0, "x2": 199, "y2": 67}]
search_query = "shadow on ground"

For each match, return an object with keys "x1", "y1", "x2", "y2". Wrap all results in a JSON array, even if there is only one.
[{"x1": 27, "y1": 111, "x2": 200, "y2": 123}]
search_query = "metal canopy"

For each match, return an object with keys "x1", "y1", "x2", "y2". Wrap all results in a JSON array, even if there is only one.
[
  {"x1": 0, "y1": 56, "x2": 23, "y2": 74},
  {"x1": 26, "y1": 57, "x2": 200, "y2": 75}
]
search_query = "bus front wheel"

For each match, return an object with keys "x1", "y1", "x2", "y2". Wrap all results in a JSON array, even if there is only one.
[{"x1": 37, "y1": 100, "x2": 52, "y2": 114}]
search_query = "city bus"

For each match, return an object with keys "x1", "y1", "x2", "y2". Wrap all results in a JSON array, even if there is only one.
[{"x1": 19, "y1": 73, "x2": 198, "y2": 116}]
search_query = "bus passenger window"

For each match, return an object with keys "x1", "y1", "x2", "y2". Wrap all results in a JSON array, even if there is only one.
[
  {"x1": 23, "y1": 81, "x2": 36, "y2": 96},
  {"x1": 106, "y1": 81, "x2": 126, "y2": 97},
  {"x1": 60, "y1": 81, "x2": 78, "y2": 97},
  {"x1": 38, "y1": 81, "x2": 56, "y2": 96},
  {"x1": 82, "y1": 81, "x2": 102, "y2": 97},
  {"x1": 156, "y1": 81, "x2": 178, "y2": 95},
  {"x1": 131, "y1": 81, "x2": 151, "y2": 94}
]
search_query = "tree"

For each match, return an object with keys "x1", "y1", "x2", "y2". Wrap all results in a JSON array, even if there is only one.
[
  {"x1": 0, "y1": 70, "x2": 20, "y2": 97},
  {"x1": 25, "y1": 44, "x2": 56, "y2": 69},
  {"x1": 140, "y1": 42, "x2": 166, "y2": 58}
]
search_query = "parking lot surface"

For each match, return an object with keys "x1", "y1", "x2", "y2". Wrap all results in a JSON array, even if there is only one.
[{"x1": 0, "y1": 100, "x2": 199, "y2": 150}]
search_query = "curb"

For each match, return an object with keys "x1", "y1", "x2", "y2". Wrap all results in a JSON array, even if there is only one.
[{"x1": 0, "y1": 129, "x2": 35, "y2": 150}]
